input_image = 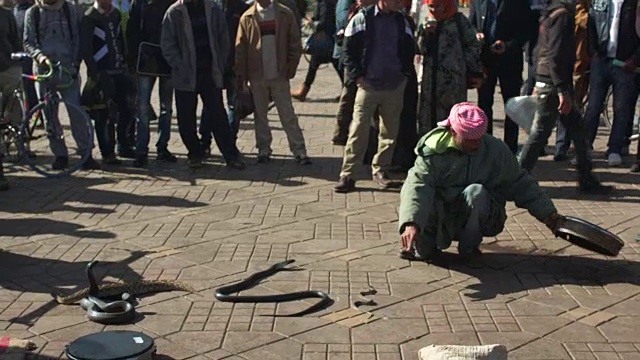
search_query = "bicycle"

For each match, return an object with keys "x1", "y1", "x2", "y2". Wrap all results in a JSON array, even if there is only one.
[{"x1": 11, "y1": 52, "x2": 94, "y2": 178}]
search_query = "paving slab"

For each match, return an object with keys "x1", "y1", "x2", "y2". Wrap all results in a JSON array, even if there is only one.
[{"x1": 1, "y1": 57, "x2": 639, "y2": 360}]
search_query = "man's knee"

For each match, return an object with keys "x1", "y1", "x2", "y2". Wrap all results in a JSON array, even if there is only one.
[{"x1": 462, "y1": 184, "x2": 490, "y2": 210}]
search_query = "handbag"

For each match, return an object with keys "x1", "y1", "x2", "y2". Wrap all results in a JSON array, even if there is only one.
[{"x1": 303, "y1": 31, "x2": 334, "y2": 59}]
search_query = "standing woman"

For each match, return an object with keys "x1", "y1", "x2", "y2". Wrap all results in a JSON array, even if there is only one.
[
  {"x1": 291, "y1": 0, "x2": 341, "y2": 102},
  {"x1": 417, "y1": 0, "x2": 483, "y2": 135}
]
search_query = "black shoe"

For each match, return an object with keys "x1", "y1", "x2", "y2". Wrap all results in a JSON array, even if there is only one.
[
  {"x1": 82, "y1": 157, "x2": 101, "y2": 170},
  {"x1": 0, "y1": 175, "x2": 9, "y2": 191},
  {"x1": 157, "y1": 149, "x2": 177, "y2": 163},
  {"x1": 332, "y1": 136, "x2": 347, "y2": 146},
  {"x1": 579, "y1": 177, "x2": 614, "y2": 195},
  {"x1": 295, "y1": 155, "x2": 312, "y2": 165},
  {"x1": 257, "y1": 154, "x2": 271, "y2": 164},
  {"x1": 118, "y1": 148, "x2": 136, "y2": 159},
  {"x1": 202, "y1": 146, "x2": 212, "y2": 159},
  {"x1": 133, "y1": 155, "x2": 148, "y2": 168},
  {"x1": 189, "y1": 157, "x2": 204, "y2": 168},
  {"x1": 553, "y1": 152, "x2": 569, "y2": 162},
  {"x1": 149, "y1": 108, "x2": 158, "y2": 121},
  {"x1": 334, "y1": 176, "x2": 355, "y2": 193},
  {"x1": 373, "y1": 171, "x2": 399, "y2": 189},
  {"x1": 52, "y1": 156, "x2": 69, "y2": 170},
  {"x1": 102, "y1": 154, "x2": 122, "y2": 165},
  {"x1": 227, "y1": 158, "x2": 246, "y2": 170}
]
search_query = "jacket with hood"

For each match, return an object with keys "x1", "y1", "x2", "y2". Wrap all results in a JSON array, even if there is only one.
[
  {"x1": 535, "y1": 0, "x2": 576, "y2": 95},
  {"x1": 23, "y1": 0, "x2": 82, "y2": 71},
  {"x1": 588, "y1": 0, "x2": 640, "y2": 64},
  {"x1": 126, "y1": 0, "x2": 175, "y2": 68},
  {"x1": 81, "y1": 3, "x2": 127, "y2": 78},
  {"x1": 0, "y1": 3, "x2": 21, "y2": 72},
  {"x1": 160, "y1": 0, "x2": 229, "y2": 91},
  {"x1": 399, "y1": 127, "x2": 556, "y2": 250}
]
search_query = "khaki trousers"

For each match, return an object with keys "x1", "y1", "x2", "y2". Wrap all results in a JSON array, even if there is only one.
[
  {"x1": 340, "y1": 78, "x2": 407, "y2": 177},
  {"x1": 250, "y1": 78, "x2": 307, "y2": 158}
]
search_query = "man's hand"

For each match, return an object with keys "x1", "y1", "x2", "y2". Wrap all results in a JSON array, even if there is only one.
[
  {"x1": 401, "y1": 224, "x2": 419, "y2": 251},
  {"x1": 36, "y1": 55, "x2": 50, "y2": 66},
  {"x1": 356, "y1": 76, "x2": 366, "y2": 87},
  {"x1": 476, "y1": 32, "x2": 485, "y2": 42},
  {"x1": 623, "y1": 58, "x2": 637, "y2": 73},
  {"x1": 543, "y1": 212, "x2": 563, "y2": 232},
  {"x1": 558, "y1": 93, "x2": 572, "y2": 114},
  {"x1": 491, "y1": 40, "x2": 505, "y2": 55}
]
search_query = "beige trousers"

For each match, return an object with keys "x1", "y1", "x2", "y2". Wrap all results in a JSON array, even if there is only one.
[
  {"x1": 249, "y1": 78, "x2": 307, "y2": 158},
  {"x1": 340, "y1": 78, "x2": 407, "y2": 177}
]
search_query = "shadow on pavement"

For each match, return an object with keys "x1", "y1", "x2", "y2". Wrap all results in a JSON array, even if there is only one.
[{"x1": 0, "y1": 218, "x2": 115, "y2": 238}]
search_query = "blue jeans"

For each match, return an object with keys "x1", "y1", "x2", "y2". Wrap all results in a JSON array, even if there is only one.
[
  {"x1": 584, "y1": 56, "x2": 639, "y2": 155},
  {"x1": 136, "y1": 75, "x2": 172, "y2": 156}
]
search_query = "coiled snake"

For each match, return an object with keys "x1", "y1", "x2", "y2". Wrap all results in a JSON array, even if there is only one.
[{"x1": 214, "y1": 259, "x2": 333, "y2": 316}]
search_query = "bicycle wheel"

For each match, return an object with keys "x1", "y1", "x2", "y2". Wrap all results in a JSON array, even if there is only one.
[
  {"x1": 602, "y1": 88, "x2": 613, "y2": 129},
  {"x1": 18, "y1": 96, "x2": 94, "y2": 178}
]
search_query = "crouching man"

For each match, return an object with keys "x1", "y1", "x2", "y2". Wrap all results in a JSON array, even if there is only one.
[{"x1": 398, "y1": 103, "x2": 562, "y2": 261}]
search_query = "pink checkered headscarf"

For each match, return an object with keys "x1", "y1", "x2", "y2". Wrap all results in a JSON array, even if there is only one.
[{"x1": 437, "y1": 102, "x2": 488, "y2": 140}]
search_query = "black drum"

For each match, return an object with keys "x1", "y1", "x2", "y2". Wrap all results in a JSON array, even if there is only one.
[
  {"x1": 66, "y1": 331, "x2": 155, "y2": 360},
  {"x1": 555, "y1": 216, "x2": 625, "y2": 256}
]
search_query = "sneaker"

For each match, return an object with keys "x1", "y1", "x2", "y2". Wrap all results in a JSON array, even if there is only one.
[
  {"x1": 189, "y1": 158, "x2": 204, "y2": 168},
  {"x1": 257, "y1": 154, "x2": 271, "y2": 164},
  {"x1": 102, "y1": 154, "x2": 121, "y2": 165},
  {"x1": 227, "y1": 158, "x2": 246, "y2": 170},
  {"x1": 133, "y1": 155, "x2": 148, "y2": 168},
  {"x1": 52, "y1": 156, "x2": 69, "y2": 170},
  {"x1": 295, "y1": 155, "x2": 312, "y2": 165},
  {"x1": 118, "y1": 148, "x2": 136, "y2": 159},
  {"x1": 334, "y1": 176, "x2": 356, "y2": 193},
  {"x1": 157, "y1": 149, "x2": 177, "y2": 163},
  {"x1": 0, "y1": 175, "x2": 9, "y2": 191},
  {"x1": 579, "y1": 176, "x2": 614, "y2": 195},
  {"x1": 82, "y1": 157, "x2": 101, "y2": 170},
  {"x1": 607, "y1": 153, "x2": 622, "y2": 167}
]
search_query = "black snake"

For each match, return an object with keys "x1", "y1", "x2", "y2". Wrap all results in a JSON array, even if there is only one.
[{"x1": 214, "y1": 259, "x2": 333, "y2": 316}]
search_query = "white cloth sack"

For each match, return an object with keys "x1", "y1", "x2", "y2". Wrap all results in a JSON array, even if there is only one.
[
  {"x1": 418, "y1": 344, "x2": 508, "y2": 360},
  {"x1": 505, "y1": 95, "x2": 537, "y2": 132}
]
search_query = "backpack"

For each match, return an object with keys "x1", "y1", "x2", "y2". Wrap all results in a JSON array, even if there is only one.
[{"x1": 32, "y1": 1, "x2": 73, "y2": 44}]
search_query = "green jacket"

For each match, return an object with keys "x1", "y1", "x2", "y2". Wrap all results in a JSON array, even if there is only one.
[{"x1": 399, "y1": 127, "x2": 557, "y2": 249}]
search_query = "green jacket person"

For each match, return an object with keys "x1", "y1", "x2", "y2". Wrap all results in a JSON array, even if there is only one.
[{"x1": 399, "y1": 103, "x2": 562, "y2": 261}]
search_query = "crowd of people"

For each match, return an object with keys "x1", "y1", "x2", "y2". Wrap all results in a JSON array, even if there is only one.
[{"x1": 0, "y1": 0, "x2": 638, "y2": 196}]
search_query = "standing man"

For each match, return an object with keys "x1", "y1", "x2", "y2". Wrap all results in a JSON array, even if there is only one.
[
  {"x1": 24, "y1": 0, "x2": 100, "y2": 170},
  {"x1": 13, "y1": 0, "x2": 38, "y2": 112},
  {"x1": 583, "y1": 0, "x2": 639, "y2": 167},
  {"x1": 469, "y1": 0, "x2": 530, "y2": 154},
  {"x1": 161, "y1": 0, "x2": 245, "y2": 169},
  {"x1": 235, "y1": 0, "x2": 312, "y2": 165},
  {"x1": 518, "y1": 0, "x2": 611, "y2": 194},
  {"x1": 0, "y1": 0, "x2": 22, "y2": 190},
  {"x1": 127, "y1": 0, "x2": 178, "y2": 167},
  {"x1": 333, "y1": 0, "x2": 415, "y2": 193}
]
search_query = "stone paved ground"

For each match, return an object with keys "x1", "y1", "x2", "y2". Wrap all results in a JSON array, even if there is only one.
[{"x1": 1, "y1": 58, "x2": 639, "y2": 360}]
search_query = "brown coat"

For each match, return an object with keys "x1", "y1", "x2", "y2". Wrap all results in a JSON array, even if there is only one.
[{"x1": 235, "y1": 1, "x2": 302, "y2": 82}]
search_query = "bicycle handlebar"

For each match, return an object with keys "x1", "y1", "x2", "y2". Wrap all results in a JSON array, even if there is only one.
[{"x1": 21, "y1": 59, "x2": 75, "y2": 89}]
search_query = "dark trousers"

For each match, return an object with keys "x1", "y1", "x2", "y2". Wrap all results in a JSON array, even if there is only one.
[
  {"x1": 478, "y1": 61, "x2": 522, "y2": 154},
  {"x1": 519, "y1": 82, "x2": 592, "y2": 181},
  {"x1": 392, "y1": 70, "x2": 419, "y2": 170},
  {"x1": 175, "y1": 74, "x2": 240, "y2": 162},
  {"x1": 109, "y1": 74, "x2": 135, "y2": 150},
  {"x1": 91, "y1": 108, "x2": 116, "y2": 158},
  {"x1": 334, "y1": 77, "x2": 356, "y2": 143},
  {"x1": 303, "y1": 55, "x2": 343, "y2": 87}
]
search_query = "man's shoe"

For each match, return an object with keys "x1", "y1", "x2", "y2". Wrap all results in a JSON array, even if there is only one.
[
  {"x1": 257, "y1": 154, "x2": 271, "y2": 164},
  {"x1": 608, "y1": 153, "x2": 623, "y2": 167},
  {"x1": 189, "y1": 158, "x2": 204, "y2": 168},
  {"x1": 227, "y1": 158, "x2": 246, "y2": 170},
  {"x1": 291, "y1": 84, "x2": 309, "y2": 102},
  {"x1": 157, "y1": 149, "x2": 177, "y2": 163},
  {"x1": 118, "y1": 148, "x2": 136, "y2": 159},
  {"x1": 82, "y1": 157, "x2": 101, "y2": 170},
  {"x1": 553, "y1": 152, "x2": 568, "y2": 162},
  {"x1": 133, "y1": 155, "x2": 148, "y2": 168},
  {"x1": 0, "y1": 175, "x2": 9, "y2": 191},
  {"x1": 295, "y1": 155, "x2": 312, "y2": 165},
  {"x1": 373, "y1": 171, "x2": 399, "y2": 189},
  {"x1": 102, "y1": 154, "x2": 122, "y2": 165},
  {"x1": 579, "y1": 177, "x2": 614, "y2": 195},
  {"x1": 52, "y1": 156, "x2": 69, "y2": 170},
  {"x1": 334, "y1": 176, "x2": 355, "y2": 193},
  {"x1": 202, "y1": 146, "x2": 212, "y2": 159}
]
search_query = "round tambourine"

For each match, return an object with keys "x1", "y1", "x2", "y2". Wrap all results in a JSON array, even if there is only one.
[
  {"x1": 554, "y1": 215, "x2": 624, "y2": 256},
  {"x1": 66, "y1": 331, "x2": 155, "y2": 360}
]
